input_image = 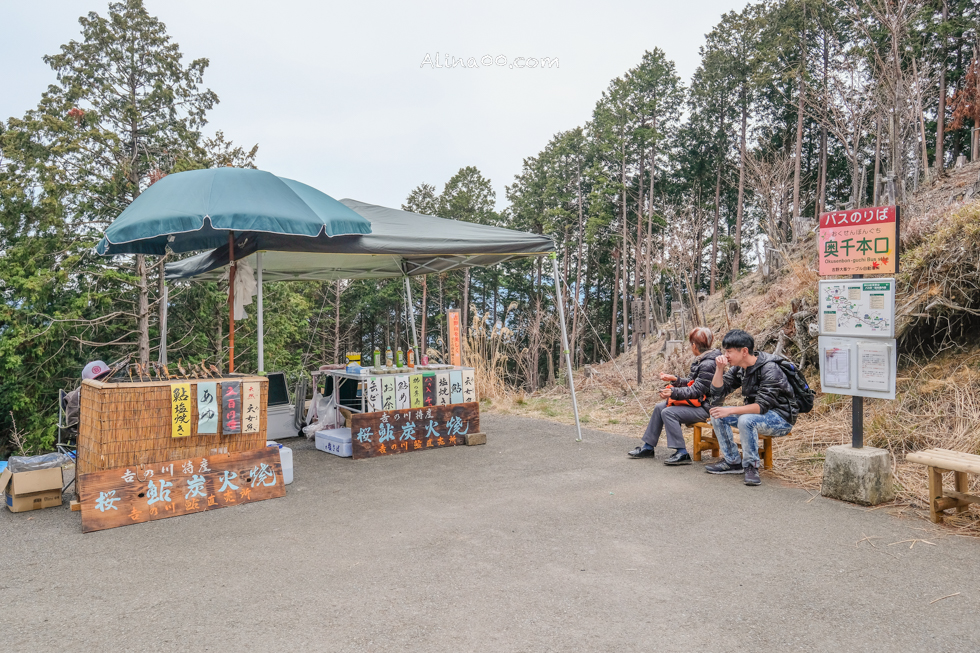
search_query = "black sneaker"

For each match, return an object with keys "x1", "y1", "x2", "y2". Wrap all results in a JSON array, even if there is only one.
[
  {"x1": 663, "y1": 451, "x2": 692, "y2": 466},
  {"x1": 744, "y1": 466, "x2": 761, "y2": 486},
  {"x1": 705, "y1": 459, "x2": 744, "y2": 474},
  {"x1": 628, "y1": 446, "x2": 656, "y2": 459}
]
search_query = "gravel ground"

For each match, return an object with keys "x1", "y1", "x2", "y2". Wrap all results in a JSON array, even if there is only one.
[{"x1": 2, "y1": 413, "x2": 979, "y2": 652}]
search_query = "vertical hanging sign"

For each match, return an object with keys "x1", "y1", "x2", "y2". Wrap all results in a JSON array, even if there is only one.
[
  {"x1": 221, "y1": 381, "x2": 242, "y2": 434},
  {"x1": 197, "y1": 382, "x2": 218, "y2": 434},
  {"x1": 447, "y1": 309, "x2": 462, "y2": 366},
  {"x1": 410, "y1": 374, "x2": 424, "y2": 408},
  {"x1": 242, "y1": 381, "x2": 260, "y2": 434},
  {"x1": 171, "y1": 383, "x2": 192, "y2": 438}
]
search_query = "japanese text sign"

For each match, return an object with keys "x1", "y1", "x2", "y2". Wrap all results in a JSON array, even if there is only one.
[
  {"x1": 448, "y1": 309, "x2": 463, "y2": 366},
  {"x1": 242, "y1": 382, "x2": 260, "y2": 434},
  {"x1": 350, "y1": 402, "x2": 479, "y2": 459},
  {"x1": 170, "y1": 383, "x2": 191, "y2": 438},
  {"x1": 818, "y1": 205, "x2": 899, "y2": 276},
  {"x1": 79, "y1": 448, "x2": 285, "y2": 533},
  {"x1": 197, "y1": 382, "x2": 218, "y2": 434},
  {"x1": 221, "y1": 381, "x2": 241, "y2": 433}
]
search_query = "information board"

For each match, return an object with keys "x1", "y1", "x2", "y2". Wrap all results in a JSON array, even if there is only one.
[
  {"x1": 818, "y1": 279, "x2": 895, "y2": 338},
  {"x1": 818, "y1": 205, "x2": 899, "y2": 275},
  {"x1": 818, "y1": 336, "x2": 897, "y2": 400}
]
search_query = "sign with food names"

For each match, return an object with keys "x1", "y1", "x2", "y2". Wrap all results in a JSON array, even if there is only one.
[
  {"x1": 78, "y1": 448, "x2": 285, "y2": 533},
  {"x1": 818, "y1": 205, "x2": 899, "y2": 276},
  {"x1": 170, "y1": 383, "x2": 192, "y2": 438},
  {"x1": 350, "y1": 402, "x2": 479, "y2": 459}
]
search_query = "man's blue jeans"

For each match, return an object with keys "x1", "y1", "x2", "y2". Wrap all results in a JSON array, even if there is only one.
[{"x1": 710, "y1": 411, "x2": 793, "y2": 469}]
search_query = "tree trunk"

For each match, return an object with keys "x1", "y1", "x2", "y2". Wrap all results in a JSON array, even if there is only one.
[
  {"x1": 733, "y1": 97, "x2": 747, "y2": 282},
  {"x1": 937, "y1": 0, "x2": 948, "y2": 175},
  {"x1": 611, "y1": 247, "x2": 620, "y2": 357},
  {"x1": 334, "y1": 281, "x2": 341, "y2": 363},
  {"x1": 421, "y1": 276, "x2": 428, "y2": 351},
  {"x1": 157, "y1": 259, "x2": 166, "y2": 366},
  {"x1": 572, "y1": 159, "x2": 584, "y2": 367},
  {"x1": 912, "y1": 57, "x2": 930, "y2": 184},
  {"x1": 137, "y1": 254, "x2": 149, "y2": 367},
  {"x1": 462, "y1": 269, "x2": 470, "y2": 335},
  {"x1": 792, "y1": 77, "x2": 805, "y2": 240},
  {"x1": 621, "y1": 147, "x2": 630, "y2": 353},
  {"x1": 711, "y1": 104, "x2": 725, "y2": 294},
  {"x1": 873, "y1": 114, "x2": 882, "y2": 205}
]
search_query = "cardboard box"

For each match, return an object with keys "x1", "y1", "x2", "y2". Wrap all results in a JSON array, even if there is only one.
[{"x1": 0, "y1": 467, "x2": 64, "y2": 513}]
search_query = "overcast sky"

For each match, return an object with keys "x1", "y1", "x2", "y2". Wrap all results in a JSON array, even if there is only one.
[{"x1": 2, "y1": 0, "x2": 747, "y2": 211}]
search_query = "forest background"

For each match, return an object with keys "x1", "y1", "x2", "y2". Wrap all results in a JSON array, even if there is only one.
[{"x1": 2, "y1": 0, "x2": 978, "y2": 453}]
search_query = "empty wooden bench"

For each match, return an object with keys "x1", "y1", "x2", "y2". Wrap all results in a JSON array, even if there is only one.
[
  {"x1": 906, "y1": 448, "x2": 980, "y2": 523},
  {"x1": 689, "y1": 422, "x2": 778, "y2": 470}
]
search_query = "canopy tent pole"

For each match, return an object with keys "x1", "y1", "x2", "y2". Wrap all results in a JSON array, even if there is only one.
[
  {"x1": 228, "y1": 232, "x2": 236, "y2": 373},
  {"x1": 158, "y1": 280, "x2": 168, "y2": 366},
  {"x1": 551, "y1": 255, "x2": 582, "y2": 442},
  {"x1": 404, "y1": 276, "x2": 420, "y2": 359},
  {"x1": 257, "y1": 251, "x2": 264, "y2": 374}
]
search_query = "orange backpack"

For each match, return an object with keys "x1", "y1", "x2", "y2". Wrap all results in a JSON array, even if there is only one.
[{"x1": 666, "y1": 380, "x2": 703, "y2": 408}]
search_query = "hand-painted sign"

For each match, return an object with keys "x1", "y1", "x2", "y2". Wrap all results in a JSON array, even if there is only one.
[
  {"x1": 350, "y1": 402, "x2": 480, "y2": 459},
  {"x1": 196, "y1": 382, "x2": 218, "y2": 434},
  {"x1": 79, "y1": 448, "x2": 285, "y2": 533},
  {"x1": 410, "y1": 374, "x2": 423, "y2": 408},
  {"x1": 395, "y1": 375, "x2": 410, "y2": 410},
  {"x1": 436, "y1": 372, "x2": 451, "y2": 406},
  {"x1": 171, "y1": 383, "x2": 192, "y2": 438},
  {"x1": 242, "y1": 382, "x2": 260, "y2": 434},
  {"x1": 818, "y1": 205, "x2": 899, "y2": 276},
  {"x1": 422, "y1": 373, "x2": 436, "y2": 406},
  {"x1": 221, "y1": 381, "x2": 242, "y2": 433},
  {"x1": 462, "y1": 369, "x2": 476, "y2": 403},
  {"x1": 448, "y1": 309, "x2": 463, "y2": 366}
]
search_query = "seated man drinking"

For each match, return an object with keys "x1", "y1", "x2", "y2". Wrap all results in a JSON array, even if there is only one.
[{"x1": 705, "y1": 329, "x2": 796, "y2": 486}]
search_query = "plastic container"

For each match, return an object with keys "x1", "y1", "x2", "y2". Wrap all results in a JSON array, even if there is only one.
[
  {"x1": 266, "y1": 441, "x2": 293, "y2": 484},
  {"x1": 315, "y1": 427, "x2": 352, "y2": 457}
]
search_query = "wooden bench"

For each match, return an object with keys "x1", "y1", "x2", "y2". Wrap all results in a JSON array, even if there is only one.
[
  {"x1": 906, "y1": 448, "x2": 980, "y2": 523},
  {"x1": 690, "y1": 422, "x2": 776, "y2": 470}
]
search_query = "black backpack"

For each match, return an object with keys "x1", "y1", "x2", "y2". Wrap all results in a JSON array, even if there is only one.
[{"x1": 767, "y1": 357, "x2": 815, "y2": 415}]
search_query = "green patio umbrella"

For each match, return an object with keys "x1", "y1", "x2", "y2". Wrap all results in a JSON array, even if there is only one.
[{"x1": 97, "y1": 168, "x2": 372, "y2": 372}]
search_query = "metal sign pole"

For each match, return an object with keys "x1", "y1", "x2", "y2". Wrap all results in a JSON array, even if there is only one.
[
  {"x1": 551, "y1": 255, "x2": 583, "y2": 442},
  {"x1": 852, "y1": 273, "x2": 863, "y2": 448}
]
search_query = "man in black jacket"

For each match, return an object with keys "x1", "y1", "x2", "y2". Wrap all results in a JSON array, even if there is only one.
[
  {"x1": 705, "y1": 329, "x2": 796, "y2": 486},
  {"x1": 629, "y1": 327, "x2": 719, "y2": 465}
]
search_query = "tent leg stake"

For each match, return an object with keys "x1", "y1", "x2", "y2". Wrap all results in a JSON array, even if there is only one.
[
  {"x1": 552, "y1": 256, "x2": 582, "y2": 442},
  {"x1": 257, "y1": 251, "x2": 264, "y2": 374}
]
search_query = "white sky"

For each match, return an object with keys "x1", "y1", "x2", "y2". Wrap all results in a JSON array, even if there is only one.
[{"x1": 2, "y1": 0, "x2": 747, "y2": 211}]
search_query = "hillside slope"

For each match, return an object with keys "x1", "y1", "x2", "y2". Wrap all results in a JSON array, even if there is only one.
[{"x1": 493, "y1": 160, "x2": 980, "y2": 532}]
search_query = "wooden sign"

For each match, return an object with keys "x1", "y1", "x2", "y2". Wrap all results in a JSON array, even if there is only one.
[
  {"x1": 171, "y1": 383, "x2": 192, "y2": 438},
  {"x1": 78, "y1": 447, "x2": 285, "y2": 533},
  {"x1": 221, "y1": 381, "x2": 241, "y2": 433},
  {"x1": 818, "y1": 205, "x2": 899, "y2": 275},
  {"x1": 242, "y1": 381, "x2": 260, "y2": 434},
  {"x1": 422, "y1": 373, "x2": 436, "y2": 406},
  {"x1": 197, "y1": 382, "x2": 218, "y2": 434},
  {"x1": 350, "y1": 402, "x2": 480, "y2": 459},
  {"x1": 448, "y1": 309, "x2": 463, "y2": 366},
  {"x1": 410, "y1": 374, "x2": 423, "y2": 408}
]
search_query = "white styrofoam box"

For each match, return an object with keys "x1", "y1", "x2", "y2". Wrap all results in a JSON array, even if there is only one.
[
  {"x1": 267, "y1": 403, "x2": 298, "y2": 439},
  {"x1": 315, "y1": 427, "x2": 352, "y2": 457}
]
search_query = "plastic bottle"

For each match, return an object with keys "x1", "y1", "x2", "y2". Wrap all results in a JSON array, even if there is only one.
[
  {"x1": 407, "y1": 348, "x2": 415, "y2": 367},
  {"x1": 396, "y1": 347, "x2": 404, "y2": 368},
  {"x1": 373, "y1": 347, "x2": 381, "y2": 369},
  {"x1": 385, "y1": 346, "x2": 393, "y2": 368}
]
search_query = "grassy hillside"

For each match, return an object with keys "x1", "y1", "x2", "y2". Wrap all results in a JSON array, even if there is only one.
[{"x1": 490, "y1": 161, "x2": 980, "y2": 533}]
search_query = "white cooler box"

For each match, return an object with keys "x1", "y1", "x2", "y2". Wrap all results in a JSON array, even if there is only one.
[
  {"x1": 267, "y1": 403, "x2": 297, "y2": 440},
  {"x1": 315, "y1": 428, "x2": 352, "y2": 457}
]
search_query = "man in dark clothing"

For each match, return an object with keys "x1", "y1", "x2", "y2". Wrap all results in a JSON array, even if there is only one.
[
  {"x1": 705, "y1": 329, "x2": 795, "y2": 486},
  {"x1": 629, "y1": 327, "x2": 719, "y2": 466}
]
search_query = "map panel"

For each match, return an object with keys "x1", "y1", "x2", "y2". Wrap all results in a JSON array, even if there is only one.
[{"x1": 818, "y1": 278, "x2": 895, "y2": 338}]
